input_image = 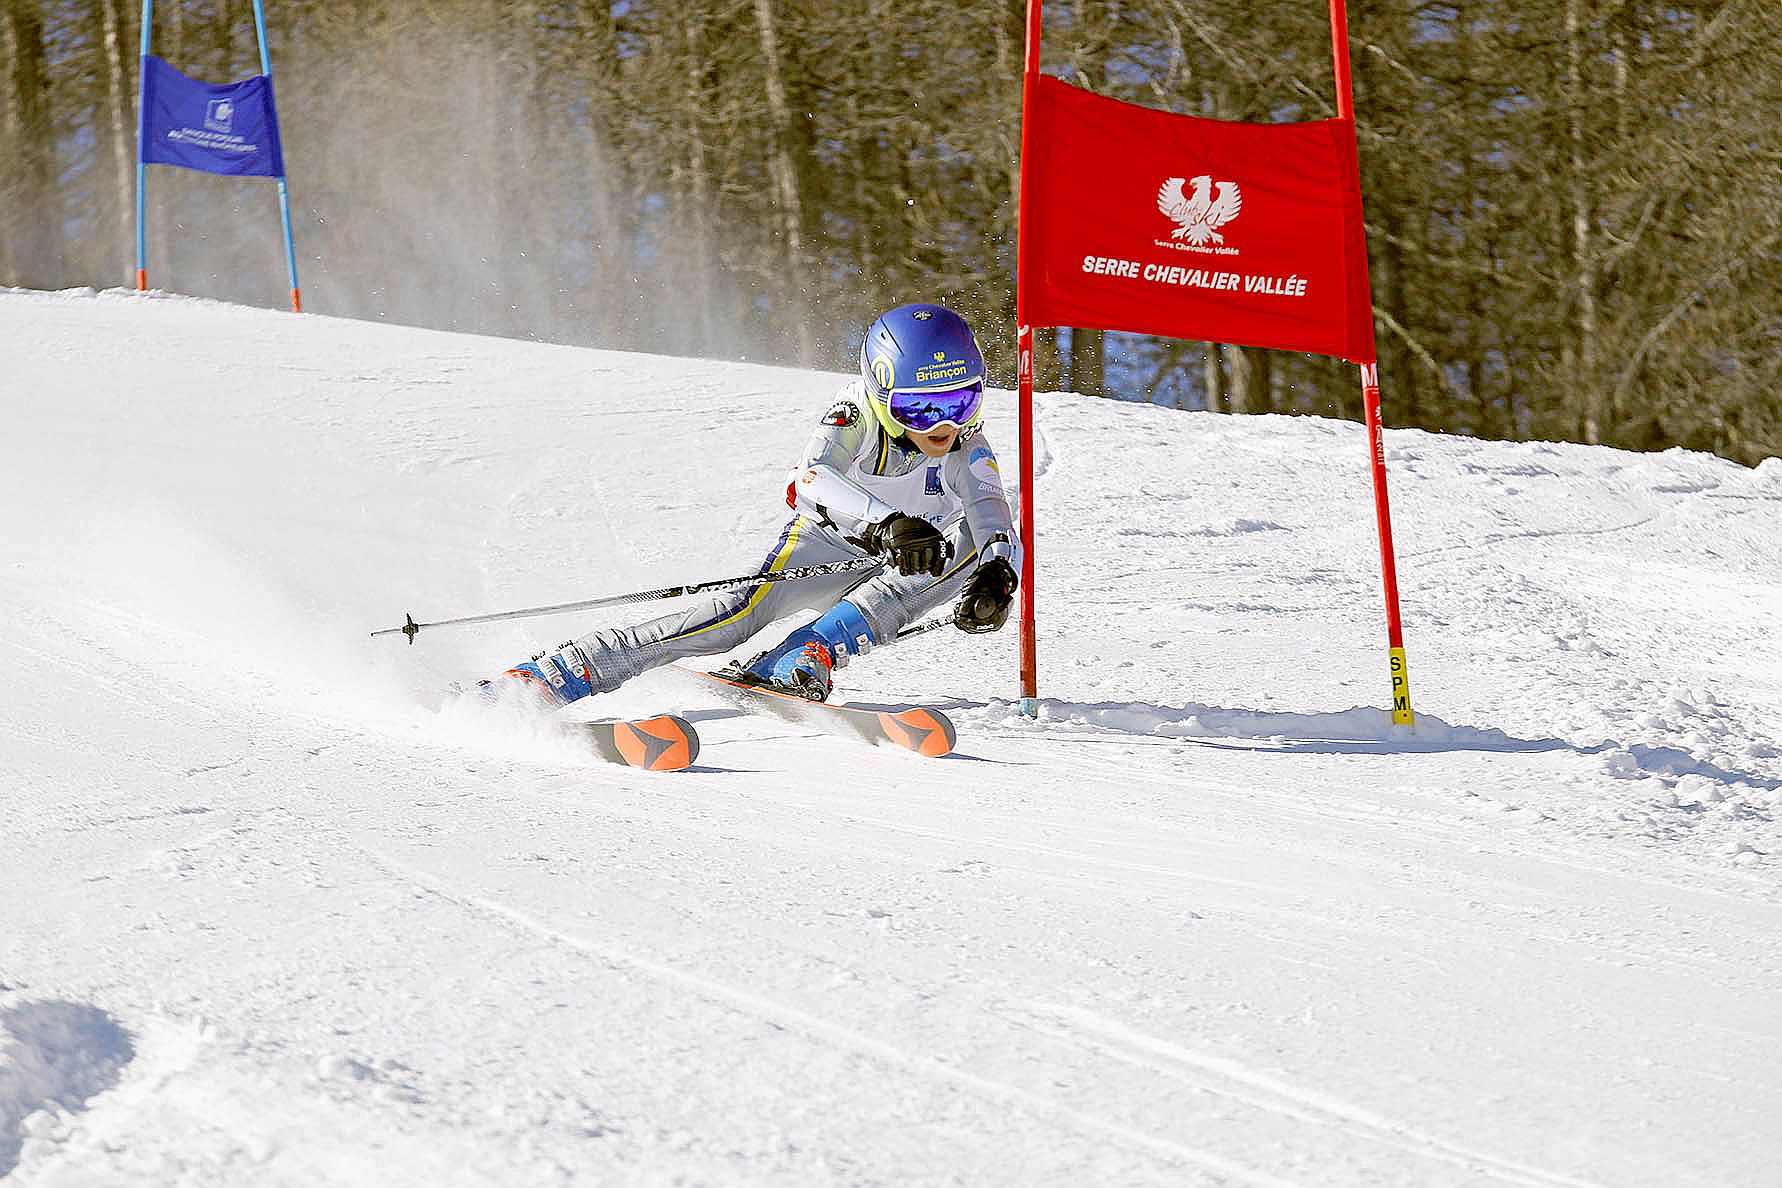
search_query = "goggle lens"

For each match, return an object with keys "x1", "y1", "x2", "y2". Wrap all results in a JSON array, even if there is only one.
[{"x1": 887, "y1": 382, "x2": 983, "y2": 433}]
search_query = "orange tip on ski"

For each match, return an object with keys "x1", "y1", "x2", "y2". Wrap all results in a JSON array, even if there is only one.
[
  {"x1": 584, "y1": 715, "x2": 700, "y2": 771},
  {"x1": 876, "y1": 708, "x2": 957, "y2": 757}
]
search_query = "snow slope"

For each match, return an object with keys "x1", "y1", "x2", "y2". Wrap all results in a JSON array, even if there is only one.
[{"x1": 2, "y1": 287, "x2": 1779, "y2": 1187}]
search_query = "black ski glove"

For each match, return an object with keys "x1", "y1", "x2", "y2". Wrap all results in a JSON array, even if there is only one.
[
  {"x1": 954, "y1": 557, "x2": 1018, "y2": 634},
  {"x1": 858, "y1": 513, "x2": 948, "y2": 577}
]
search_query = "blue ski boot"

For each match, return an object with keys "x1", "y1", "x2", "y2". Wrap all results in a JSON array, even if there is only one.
[
  {"x1": 742, "y1": 601, "x2": 877, "y2": 703},
  {"x1": 482, "y1": 641, "x2": 601, "y2": 711}
]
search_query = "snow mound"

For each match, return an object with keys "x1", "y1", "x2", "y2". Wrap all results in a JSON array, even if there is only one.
[{"x1": 0, "y1": 1001, "x2": 135, "y2": 1176}]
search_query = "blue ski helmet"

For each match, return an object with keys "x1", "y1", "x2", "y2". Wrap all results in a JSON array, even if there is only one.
[{"x1": 858, "y1": 303, "x2": 987, "y2": 438}]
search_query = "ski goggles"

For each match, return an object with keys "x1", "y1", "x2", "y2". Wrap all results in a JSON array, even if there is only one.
[{"x1": 885, "y1": 381, "x2": 984, "y2": 433}]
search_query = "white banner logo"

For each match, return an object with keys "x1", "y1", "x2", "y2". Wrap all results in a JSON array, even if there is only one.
[{"x1": 1157, "y1": 176, "x2": 1243, "y2": 246}]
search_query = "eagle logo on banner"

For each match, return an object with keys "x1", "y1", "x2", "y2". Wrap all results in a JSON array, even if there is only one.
[{"x1": 1157, "y1": 175, "x2": 1243, "y2": 245}]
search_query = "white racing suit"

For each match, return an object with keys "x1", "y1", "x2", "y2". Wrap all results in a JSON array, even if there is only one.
[{"x1": 559, "y1": 381, "x2": 1019, "y2": 696}]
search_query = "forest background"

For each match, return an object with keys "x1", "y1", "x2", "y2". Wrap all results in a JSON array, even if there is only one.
[{"x1": 2, "y1": 0, "x2": 1777, "y2": 464}]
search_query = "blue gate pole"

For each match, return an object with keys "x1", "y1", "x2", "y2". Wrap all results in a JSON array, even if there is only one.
[
  {"x1": 135, "y1": 0, "x2": 154, "y2": 291},
  {"x1": 251, "y1": 0, "x2": 302, "y2": 311}
]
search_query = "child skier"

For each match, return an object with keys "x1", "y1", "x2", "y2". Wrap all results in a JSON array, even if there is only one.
[{"x1": 487, "y1": 302, "x2": 1021, "y2": 707}]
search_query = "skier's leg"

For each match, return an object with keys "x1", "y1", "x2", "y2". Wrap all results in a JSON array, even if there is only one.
[
  {"x1": 492, "y1": 519, "x2": 867, "y2": 709},
  {"x1": 738, "y1": 599, "x2": 877, "y2": 701},
  {"x1": 743, "y1": 522, "x2": 981, "y2": 700}
]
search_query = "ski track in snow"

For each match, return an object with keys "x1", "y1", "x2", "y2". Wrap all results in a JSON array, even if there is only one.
[
  {"x1": 366, "y1": 851, "x2": 1306, "y2": 1188},
  {"x1": 3, "y1": 288, "x2": 1780, "y2": 1186},
  {"x1": 994, "y1": 1002, "x2": 1607, "y2": 1188}
]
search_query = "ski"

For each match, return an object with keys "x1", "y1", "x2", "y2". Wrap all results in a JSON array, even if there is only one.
[
  {"x1": 681, "y1": 666, "x2": 956, "y2": 758},
  {"x1": 567, "y1": 715, "x2": 701, "y2": 771}
]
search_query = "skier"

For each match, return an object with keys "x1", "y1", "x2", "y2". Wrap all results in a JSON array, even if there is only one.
[{"x1": 485, "y1": 302, "x2": 1021, "y2": 707}]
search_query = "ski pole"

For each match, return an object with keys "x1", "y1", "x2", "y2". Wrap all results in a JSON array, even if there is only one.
[
  {"x1": 894, "y1": 617, "x2": 951, "y2": 642},
  {"x1": 372, "y1": 554, "x2": 885, "y2": 644}
]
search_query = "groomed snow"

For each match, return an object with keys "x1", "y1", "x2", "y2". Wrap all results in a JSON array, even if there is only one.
[{"x1": 2, "y1": 287, "x2": 1778, "y2": 1186}]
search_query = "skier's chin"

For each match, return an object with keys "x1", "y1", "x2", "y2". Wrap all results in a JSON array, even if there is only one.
[{"x1": 912, "y1": 427, "x2": 958, "y2": 457}]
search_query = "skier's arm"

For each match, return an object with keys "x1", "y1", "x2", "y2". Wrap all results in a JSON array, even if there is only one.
[
  {"x1": 787, "y1": 401, "x2": 899, "y2": 533},
  {"x1": 947, "y1": 436, "x2": 1021, "y2": 632},
  {"x1": 948, "y1": 436, "x2": 1020, "y2": 570},
  {"x1": 793, "y1": 464, "x2": 899, "y2": 532}
]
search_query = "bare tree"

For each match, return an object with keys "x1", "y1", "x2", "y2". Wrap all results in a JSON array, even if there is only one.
[
  {"x1": 97, "y1": 0, "x2": 137, "y2": 283},
  {"x1": 0, "y1": 0, "x2": 54, "y2": 287},
  {"x1": 750, "y1": 0, "x2": 816, "y2": 364}
]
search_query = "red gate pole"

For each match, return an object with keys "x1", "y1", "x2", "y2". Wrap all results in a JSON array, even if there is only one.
[
  {"x1": 1016, "y1": 324, "x2": 1038, "y2": 716},
  {"x1": 1330, "y1": 0, "x2": 1414, "y2": 725},
  {"x1": 1015, "y1": 0, "x2": 1045, "y2": 717}
]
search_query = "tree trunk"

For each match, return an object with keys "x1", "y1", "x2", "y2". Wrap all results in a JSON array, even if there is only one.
[
  {"x1": 994, "y1": 0, "x2": 1021, "y2": 237},
  {"x1": 496, "y1": 1, "x2": 543, "y2": 339},
  {"x1": 1251, "y1": 346, "x2": 1273, "y2": 415},
  {"x1": 215, "y1": 0, "x2": 236, "y2": 76},
  {"x1": 99, "y1": 0, "x2": 137, "y2": 285},
  {"x1": 1224, "y1": 343, "x2": 1255, "y2": 413},
  {"x1": 681, "y1": 16, "x2": 715, "y2": 355},
  {"x1": 1203, "y1": 346, "x2": 1225, "y2": 413},
  {"x1": 576, "y1": 0, "x2": 636, "y2": 346},
  {"x1": 750, "y1": 0, "x2": 816, "y2": 365},
  {"x1": 992, "y1": 0, "x2": 1026, "y2": 388},
  {"x1": 847, "y1": 92, "x2": 882, "y2": 320},
  {"x1": 1069, "y1": 327, "x2": 1104, "y2": 397},
  {"x1": 1352, "y1": 28, "x2": 1418, "y2": 430},
  {"x1": 1566, "y1": 0, "x2": 1601, "y2": 443},
  {"x1": 1374, "y1": 205, "x2": 1419, "y2": 426},
  {"x1": 0, "y1": 1, "x2": 54, "y2": 286},
  {"x1": 1034, "y1": 327, "x2": 1064, "y2": 390}
]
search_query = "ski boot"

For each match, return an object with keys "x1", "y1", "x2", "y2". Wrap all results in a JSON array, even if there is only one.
[
  {"x1": 780, "y1": 640, "x2": 837, "y2": 702},
  {"x1": 480, "y1": 641, "x2": 601, "y2": 711},
  {"x1": 735, "y1": 601, "x2": 876, "y2": 703}
]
